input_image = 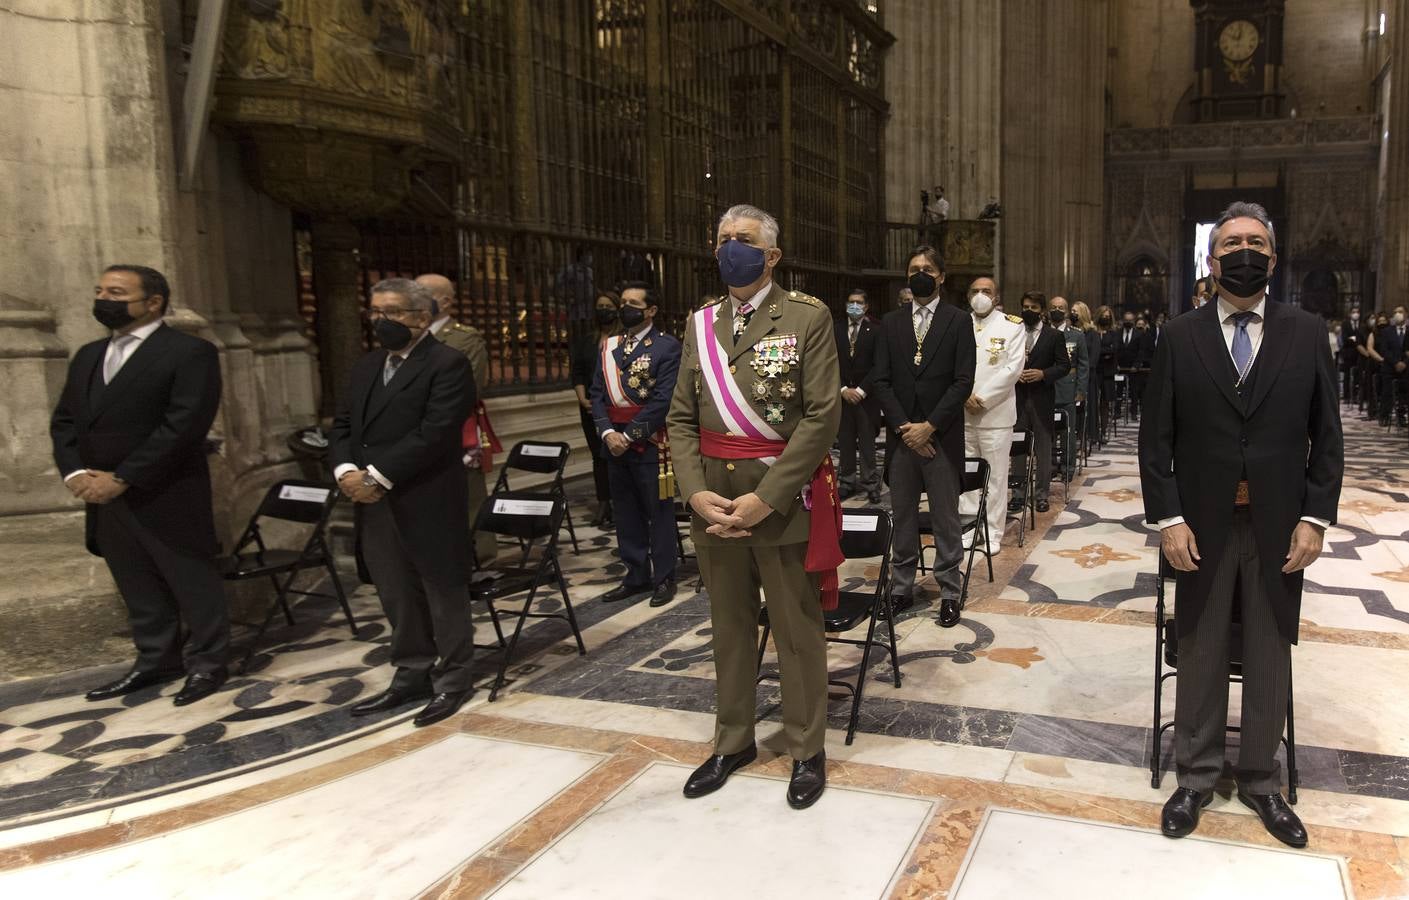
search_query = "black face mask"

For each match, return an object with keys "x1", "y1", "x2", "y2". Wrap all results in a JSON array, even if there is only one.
[
  {"x1": 374, "y1": 318, "x2": 414, "y2": 351},
  {"x1": 619, "y1": 305, "x2": 647, "y2": 329},
  {"x1": 595, "y1": 307, "x2": 619, "y2": 327},
  {"x1": 908, "y1": 271, "x2": 938, "y2": 300},
  {"x1": 1049, "y1": 310, "x2": 1067, "y2": 325},
  {"x1": 1215, "y1": 248, "x2": 1272, "y2": 299},
  {"x1": 93, "y1": 299, "x2": 138, "y2": 330},
  {"x1": 1021, "y1": 309, "x2": 1041, "y2": 328},
  {"x1": 1097, "y1": 315, "x2": 1112, "y2": 328}
]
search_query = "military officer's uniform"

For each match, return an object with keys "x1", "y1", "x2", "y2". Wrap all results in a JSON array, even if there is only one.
[
  {"x1": 666, "y1": 281, "x2": 841, "y2": 763},
  {"x1": 430, "y1": 317, "x2": 497, "y2": 567},
  {"x1": 590, "y1": 322, "x2": 682, "y2": 593},
  {"x1": 958, "y1": 310, "x2": 1025, "y2": 546},
  {"x1": 1053, "y1": 321, "x2": 1090, "y2": 478}
]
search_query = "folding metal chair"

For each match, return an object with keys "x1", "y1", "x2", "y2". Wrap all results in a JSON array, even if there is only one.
[
  {"x1": 1149, "y1": 553, "x2": 1299, "y2": 803},
  {"x1": 1052, "y1": 408, "x2": 1073, "y2": 503},
  {"x1": 472, "y1": 491, "x2": 586, "y2": 701},
  {"x1": 228, "y1": 480, "x2": 356, "y2": 673},
  {"x1": 1006, "y1": 430, "x2": 1036, "y2": 546},
  {"x1": 492, "y1": 440, "x2": 580, "y2": 555},
  {"x1": 756, "y1": 508, "x2": 900, "y2": 745}
]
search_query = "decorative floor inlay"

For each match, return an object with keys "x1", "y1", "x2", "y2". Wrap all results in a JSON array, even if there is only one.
[
  {"x1": 950, "y1": 808, "x2": 1351, "y2": 899},
  {"x1": 489, "y1": 761, "x2": 935, "y2": 899},
  {"x1": 0, "y1": 734, "x2": 605, "y2": 897}
]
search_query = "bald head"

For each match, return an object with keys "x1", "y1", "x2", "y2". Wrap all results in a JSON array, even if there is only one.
[{"x1": 415, "y1": 274, "x2": 455, "y2": 315}]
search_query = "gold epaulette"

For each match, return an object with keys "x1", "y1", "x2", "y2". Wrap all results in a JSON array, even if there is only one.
[
  {"x1": 1005, "y1": 314, "x2": 1022, "y2": 324},
  {"x1": 701, "y1": 295, "x2": 725, "y2": 308},
  {"x1": 786, "y1": 290, "x2": 822, "y2": 307}
]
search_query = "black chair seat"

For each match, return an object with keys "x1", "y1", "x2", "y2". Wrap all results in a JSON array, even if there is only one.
[
  {"x1": 959, "y1": 513, "x2": 980, "y2": 533},
  {"x1": 758, "y1": 590, "x2": 878, "y2": 635},
  {"x1": 221, "y1": 550, "x2": 310, "y2": 578},
  {"x1": 469, "y1": 567, "x2": 546, "y2": 599}
]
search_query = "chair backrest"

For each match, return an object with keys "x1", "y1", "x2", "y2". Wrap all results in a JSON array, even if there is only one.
[
  {"x1": 961, "y1": 457, "x2": 990, "y2": 495},
  {"x1": 1009, "y1": 430, "x2": 1034, "y2": 457},
  {"x1": 253, "y1": 480, "x2": 339, "y2": 526},
  {"x1": 1052, "y1": 409, "x2": 1067, "y2": 429},
  {"x1": 838, "y1": 507, "x2": 893, "y2": 561},
  {"x1": 503, "y1": 441, "x2": 571, "y2": 477},
  {"x1": 475, "y1": 490, "x2": 564, "y2": 543}
]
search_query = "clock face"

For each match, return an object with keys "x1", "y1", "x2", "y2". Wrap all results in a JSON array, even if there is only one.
[{"x1": 1218, "y1": 19, "x2": 1260, "y2": 62}]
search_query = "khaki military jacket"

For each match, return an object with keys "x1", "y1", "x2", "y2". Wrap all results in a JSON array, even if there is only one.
[
  {"x1": 433, "y1": 319, "x2": 489, "y2": 389},
  {"x1": 667, "y1": 282, "x2": 841, "y2": 547}
]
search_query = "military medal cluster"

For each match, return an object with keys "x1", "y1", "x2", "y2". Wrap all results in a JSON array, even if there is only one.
[{"x1": 750, "y1": 333, "x2": 800, "y2": 424}]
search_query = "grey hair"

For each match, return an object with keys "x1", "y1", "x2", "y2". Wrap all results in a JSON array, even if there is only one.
[
  {"x1": 1208, "y1": 201, "x2": 1276, "y2": 256},
  {"x1": 370, "y1": 277, "x2": 434, "y2": 311},
  {"x1": 717, "y1": 204, "x2": 780, "y2": 248}
]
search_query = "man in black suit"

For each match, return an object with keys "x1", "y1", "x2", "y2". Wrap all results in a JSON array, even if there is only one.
[
  {"x1": 330, "y1": 278, "x2": 478, "y2": 727},
  {"x1": 834, "y1": 288, "x2": 882, "y2": 503},
  {"x1": 872, "y1": 246, "x2": 976, "y2": 625},
  {"x1": 1010, "y1": 292, "x2": 1070, "y2": 514},
  {"x1": 1115, "y1": 309, "x2": 1151, "y2": 418},
  {"x1": 51, "y1": 265, "x2": 229, "y2": 706},
  {"x1": 1370, "y1": 305, "x2": 1407, "y2": 425},
  {"x1": 1141, "y1": 201, "x2": 1342, "y2": 849}
]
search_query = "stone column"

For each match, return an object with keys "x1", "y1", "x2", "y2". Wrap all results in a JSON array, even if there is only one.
[
  {"x1": 311, "y1": 219, "x2": 365, "y2": 418},
  {"x1": 1379, "y1": 0, "x2": 1409, "y2": 308}
]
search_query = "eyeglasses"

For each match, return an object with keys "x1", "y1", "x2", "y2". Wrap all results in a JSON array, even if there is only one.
[{"x1": 363, "y1": 307, "x2": 420, "y2": 321}]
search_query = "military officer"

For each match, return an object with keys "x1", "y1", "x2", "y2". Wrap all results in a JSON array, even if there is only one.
[
  {"x1": 667, "y1": 203, "x2": 842, "y2": 810},
  {"x1": 591, "y1": 281, "x2": 682, "y2": 607},
  {"x1": 959, "y1": 276, "x2": 1025, "y2": 549},
  {"x1": 417, "y1": 274, "x2": 498, "y2": 568},
  {"x1": 1049, "y1": 296, "x2": 1089, "y2": 480}
]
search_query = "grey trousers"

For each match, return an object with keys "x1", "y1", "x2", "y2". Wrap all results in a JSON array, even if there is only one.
[
  {"x1": 1174, "y1": 511, "x2": 1291, "y2": 795},
  {"x1": 889, "y1": 441, "x2": 963, "y2": 600},
  {"x1": 837, "y1": 401, "x2": 879, "y2": 493},
  {"x1": 361, "y1": 501, "x2": 475, "y2": 694}
]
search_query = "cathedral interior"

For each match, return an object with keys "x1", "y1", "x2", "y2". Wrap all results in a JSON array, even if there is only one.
[{"x1": 1, "y1": 0, "x2": 1408, "y2": 896}]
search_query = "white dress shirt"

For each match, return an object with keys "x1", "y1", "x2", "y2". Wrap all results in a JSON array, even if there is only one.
[
  {"x1": 1157, "y1": 294, "x2": 1328, "y2": 531},
  {"x1": 334, "y1": 330, "x2": 432, "y2": 491},
  {"x1": 64, "y1": 320, "x2": 164, "y2": 483}
]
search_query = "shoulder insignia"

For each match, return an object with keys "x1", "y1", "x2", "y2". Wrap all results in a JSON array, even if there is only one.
[
  {"x1": 1005, "y1": 314, "x2": 1022, "y2": 324},
  {"x1": 701, "y1": 295, "x2": 725, "y2": 308},
  {"x1": 786, "y1": 291, "x2": 822, "y2": 307}
]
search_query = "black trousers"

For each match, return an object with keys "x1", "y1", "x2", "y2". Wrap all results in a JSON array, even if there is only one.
[
  {"x1": 837, "y1": 400, "x2": 879, "y2": 493},
  {"x1": 580, "y1": 409, "x2": 611, "y2": 502},
  {"x1": 94, "y1": 499, "x2": 229, "y2": 674},
  {"x1": 1174, "y1": 511, "x2": 1290, "y2": 794},
  {"x1": 607, "y1": 453, "x2": 676, "y2": 587},
  {"x1": 1014, "y1": 396, "x2": 1054, "y2": 502},
  {"x1": 360, "y1": 501, "x2": 474, "y2": 693}
]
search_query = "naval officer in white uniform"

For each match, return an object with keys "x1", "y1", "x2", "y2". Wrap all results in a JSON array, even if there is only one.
[{"x1": 958, "y1": 276, "x2": 1025, "y2": 547}]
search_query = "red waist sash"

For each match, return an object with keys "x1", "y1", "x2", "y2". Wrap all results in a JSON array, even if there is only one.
[
  {"x1": 607, "y1": 404, "x2": 642, "y2": 425},
  {"x1": 699, "y1": 429, "x2": 843, "y2": 611},
  {"x1": 461, "y1": 401, "x2": 502, "y2": 473}
]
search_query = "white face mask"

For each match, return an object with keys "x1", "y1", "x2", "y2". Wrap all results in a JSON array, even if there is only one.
[
  {"x1": 1394, "y1": 312, "x2": 1406, "y2": 326},
  {"x1": 970, "y1": 292, "x2": 994, "y2": 316}
]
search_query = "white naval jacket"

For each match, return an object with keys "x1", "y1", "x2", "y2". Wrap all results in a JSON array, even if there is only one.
[{"x1": 964, "y1": 311, "x2": 1027, "y2": 428}]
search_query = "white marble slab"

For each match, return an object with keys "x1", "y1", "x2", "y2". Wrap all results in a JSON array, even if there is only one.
[
  {"x1": 952, "y1": 808, "x2": 1350, "y2": 899},
  {"x1": 0, "y1": 734, "x2": 604, "y2": 899},
  {"x1": 491, "y1": 762, "x2": 935, "y2": 899}
]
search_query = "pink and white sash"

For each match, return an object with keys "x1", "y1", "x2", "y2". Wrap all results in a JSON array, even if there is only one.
[
  {"x1": 599, "y1": 336, "x2": 633, "y2": 409},
  {"x1": 694, "y1": 304, "x2": 781, "y2": 466}
]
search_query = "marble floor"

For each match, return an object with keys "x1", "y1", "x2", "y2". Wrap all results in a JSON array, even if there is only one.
[{"x1": 1, "y1": 404, "x2": 1407, "y2": 898}]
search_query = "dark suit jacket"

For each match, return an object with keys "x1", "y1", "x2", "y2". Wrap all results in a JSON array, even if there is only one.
[
  {"x1": 589, "y1": 327, "x2": 681, "y2": 464},
  {"x1": 330, "y1": 335, "x2": 477, "y2": 582},
  {"x1": 871, "y1": 301, "x2": 976, "y2": 477},
  {"x1": 1114, "y1": 326, "x2": 1148, "y2": 370},
  {"x1": 1097, "y1": 330, "x2": 1120, "y2": 377},
  {"x1": 835, "y1": 316, "x2": 881, "y2": 418},
  {"x1": 1377, "y1": 324, "x2": 1407, "y2": 373},
  {"x1": 1015, "y1": 324, "x2": 1070, "y2": 423},
  {"x1": 51, "y1": 324, "x2": 222, "y2": 558},
  {"x1": 1138, "y1": 300, "x2": 1343, "y2": 643}
]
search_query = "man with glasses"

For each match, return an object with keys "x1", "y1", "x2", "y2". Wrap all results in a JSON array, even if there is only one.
[{"x1": 330, "y1": 278, "x2": 478, "y2": 727}]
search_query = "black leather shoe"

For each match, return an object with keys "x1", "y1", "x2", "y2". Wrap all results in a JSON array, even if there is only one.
[
  {"x1": 890, "y1": 593, "x2": 914, "y2": 613},
  {"x1": 413, "y1": 691, "x2": 469, "y2": 727},
  {"x1": 838, "y1": 487, "x2": 855, "y2": 501},
  {"x1": 787, "y1": 751, "x2": 826, "y2": 810},
  {"x1": 650, "y1": 578, "x2": 677, "y2": 608},
  {"x1": 683, "y1": 745, "x2": 758, "y2": 798},
  {"x1": 938, "y1": 597, "x2": 962, "y2": 627},
  {"x1": 1036, "y1": 499, "x2": 1051, "y2": 513},
  {"x1": 1238, "y1": 790, "x2": 1307, "y2": 848},
  {"x1": 350, "y1": 686, "x2": 432, "y2": 717},
  {"x1": 867, "y1": 488, "x2": 882, "y2": 504},
  {"x1": 600, "y1": 583, "x2": 650, "y2": 603},
  {"x1": 1008, "y1": 498, "x2": 1024, "y2": 512},
  {"x1": 172, "y1": 669, "x2": 228, "y2": 706},
  {"x1": 86, "y1": 668, "x2": 184, "y2": 702},
  {"x1": 1160, "y1": 787, "x2": 1212, "y2": 838}
]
